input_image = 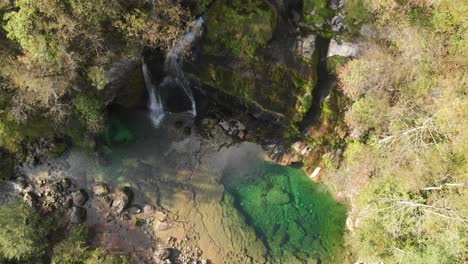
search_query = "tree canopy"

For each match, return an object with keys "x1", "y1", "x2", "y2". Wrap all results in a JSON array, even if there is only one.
[{"x1": 324, "y1": 0, "x2": 468, "y2": 262}]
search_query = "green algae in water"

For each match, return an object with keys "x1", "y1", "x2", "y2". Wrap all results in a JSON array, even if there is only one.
[
  {"x1": 105, "y1": 115, "x2": 136, "y2": 145},
  {"x1": 224, "y1": 161, "x2": 347, "y2": 263}
]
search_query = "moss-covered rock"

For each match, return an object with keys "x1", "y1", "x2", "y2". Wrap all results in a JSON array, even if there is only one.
[{"x1": 194, "y1": 0, "x2": 320, "y2": 128}]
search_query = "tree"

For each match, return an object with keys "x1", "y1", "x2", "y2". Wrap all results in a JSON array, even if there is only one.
[
  {"x1": 326, "y1": 0, "x2": 468, "y2": 262},
  {"x1": 0, "y1": 0, "x2": 191, "y2": 133},
  {"x1": 52, "y1": 226, "x2": 129, "y2": 264},
  {"x1": 0, "y1": 203, "x2": 53, "y2": 262}
]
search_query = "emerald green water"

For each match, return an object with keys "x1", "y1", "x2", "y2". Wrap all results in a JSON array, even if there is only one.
[{"x1": 223, "y1": 161, "x2": 347, "y2": 263}]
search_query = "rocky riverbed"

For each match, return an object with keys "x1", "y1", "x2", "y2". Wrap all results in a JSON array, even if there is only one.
[{"x1": 8, "y1": 109, "x2": 345, "y2": 263}]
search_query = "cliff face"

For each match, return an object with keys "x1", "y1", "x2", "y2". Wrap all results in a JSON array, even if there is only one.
[{"x1": 190, "y1": 0, "x2": 335, "y2": 127}]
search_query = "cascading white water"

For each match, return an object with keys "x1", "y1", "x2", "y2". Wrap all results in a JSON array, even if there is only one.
[
  {"x1": 143, "y1": 17, "x2": 204, "y2": 127},
  {"x1": 142, "y1": 59, "x2": 165, "y2": 127},
  {"x1": 164, "y1": 16, "x2": 204, "y2": 117}
]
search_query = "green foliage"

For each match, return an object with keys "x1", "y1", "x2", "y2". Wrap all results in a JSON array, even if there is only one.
[
  {"x1": 204, "y1": 0, "x2": 276, "y2": 61},
  {"x1": 73, "y1": 92, "x2": 105, "y2": 134},
  {"x1": 0, "y1": 0, "x2": 190, "y2": 140},
  {"x1": 224, "y1": 161, "x2": 347, "y2": 263},
  {"x1": 326, "y1": 56, "x2": 349, "y2": 76},
  {"x1": 0, "y1": 113, "x2": 52, "y2": 153},
  {"x1": 349, "y1": 179, "x2": 467, "y2": 263},
  {"x1": 342, "y1": 0, "x2": 370, "y2": 37},
  {"x1": 328, "y1": 0, "x2": 468, "y2": 262},
  {"x1": 303, "y1": 0, "x2": 335, "y2": 37},
  {"x1": 0, "y1": 203, "x2": 52, "y2": 262},
  {"x1": 115, "y1": 0, "x2": 190, "y2": 51},
  {"x1": 52, "y1": 226, "x2": 129, "y2": 264},
  {"x1": 83, "y1": 249, "x2": 129, "y2": 264},
  {"x1": 87, "y1": 66, "x2": 109, "y2": 90},
  {"x1": 51, "y1": 226, "x2": 90, "y2": 264}
]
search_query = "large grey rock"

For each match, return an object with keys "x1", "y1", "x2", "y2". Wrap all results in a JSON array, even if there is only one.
[
  {"x1": 112, "y1": 186, "x2": 133, "y2": 213},
  {"x1": 23, "y1": 191, "x2": 37, "y2": 207},
  {"x1": 331, "y1": 14, "x2": 346, "y2": 32},
  {"x1": 296, "y1": 34, "x2": 317, "y2": 58},
  {"x1": 69, "y1": 206, "x2": 86, "y2": 224},
  {"x1": 330, "y1": 0, "x2": 347, "y2": 10},
  {"x1": 72, "y1": 189, "x2": 88, "y2": 206},
  {"x1": 156, "y1": 248, "x2": 173, "y2": 260},
  {"x1": 328, "y1": 39, "x2": 360, "y2": 57}
]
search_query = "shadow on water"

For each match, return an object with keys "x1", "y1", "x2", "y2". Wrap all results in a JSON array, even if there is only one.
[{"x1": 223, "y1": 161, "x2": 347, "y2": 263}]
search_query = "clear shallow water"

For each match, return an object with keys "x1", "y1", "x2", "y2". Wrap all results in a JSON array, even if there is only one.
[
  {"x1": 223, "y1": 161, "x2": 347, "y2": 263},
  {"x1": 58, "y1": 110, "x2": 346, "y2": 263}
]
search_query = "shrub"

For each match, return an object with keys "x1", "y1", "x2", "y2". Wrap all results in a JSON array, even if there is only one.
[{"x1": 72, "y1": 93, "x2": 105, "y2": 134}]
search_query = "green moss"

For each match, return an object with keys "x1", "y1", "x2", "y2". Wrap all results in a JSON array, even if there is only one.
[
  {"x1": 199, "y1": 60, "x2": 316, "y2": 123},
  {"x1": 204, "y1": 0, "x2": 276, "y2": 61},
  {"x1": 224, "y1": 161, "x2": 347, "y2": 263},
  {"x1": 198, "y1": 0, "x2": 320, "y2": 130},
  {"x1": 104, "y1": 115, "x2": 136, "y2": 145}
]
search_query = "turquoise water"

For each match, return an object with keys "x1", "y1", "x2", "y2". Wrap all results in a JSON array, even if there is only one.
[
  {"x1": 94, "y1": 111, "x2": 347, "y2": 262},
  {"x1": 223, "y1": 161, "x2": 347, "y2": 263}
]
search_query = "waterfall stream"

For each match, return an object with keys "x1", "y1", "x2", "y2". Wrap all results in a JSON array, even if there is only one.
[
  {"x1": 164, "y1": 16, "x2": 204, "y2": 117},
  {"x1": 142, "y1": 59, "x2": 165, "y2": 127},
  {"x1": 143, "y1": 17, "x2": 204, "y2": 127}
]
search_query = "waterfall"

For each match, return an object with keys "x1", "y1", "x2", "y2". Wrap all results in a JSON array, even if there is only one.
[
  {"x1": 164, "y1": 16, "x2": 205, "y2": 117},
  {"x1": 143, "y1": 17, "x2": 204, "y2": 127},
  {"x1": 142, "y1": 59, "x2": 165, "y2": 127}
]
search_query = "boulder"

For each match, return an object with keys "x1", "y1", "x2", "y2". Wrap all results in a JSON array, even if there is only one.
[
  {"x1": 93, "y1": 183, "x2": 110, "y2": 196},
  {"x1": 331, "y1": 14, "x2": 346, "y2": 33},
  {"x1": 72, "y1": 189, "x2": 88, "y2": 206},
  {"x1": 126, "y1": 205, "x2": 142, "y2": 214},
  {"x1": 328, "y1": 39, "x2": 360, "y2": 58},
  {"x1": 156, "y1": 248, "x2": 173, "y2": 260},
  {"x1": 296, "y1": 34, "x2": 317, "y2": 59},
  {"x1": 61, "y1": 178, "x2": 72, "y2": 189},
  {"x1": 329, "y1": 0, "x2": 346, "y2": 10},
  {"x1": 23, "y1": 191, "x2": 37, "y2": 207},
  {"x1": 69, "y1": 206, "x2": 86, "y2": 224},
  {"x1": 112, "y1": 186, "x2": 133, "y2": 213}
]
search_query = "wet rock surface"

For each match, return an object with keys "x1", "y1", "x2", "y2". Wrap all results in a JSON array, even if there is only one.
[
  {"x1": 112, "y1": 187, "x2": 133, "y2": 213},
  {"x1": 72, "y1": 189, "x2": 88, "y2": 206}
]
